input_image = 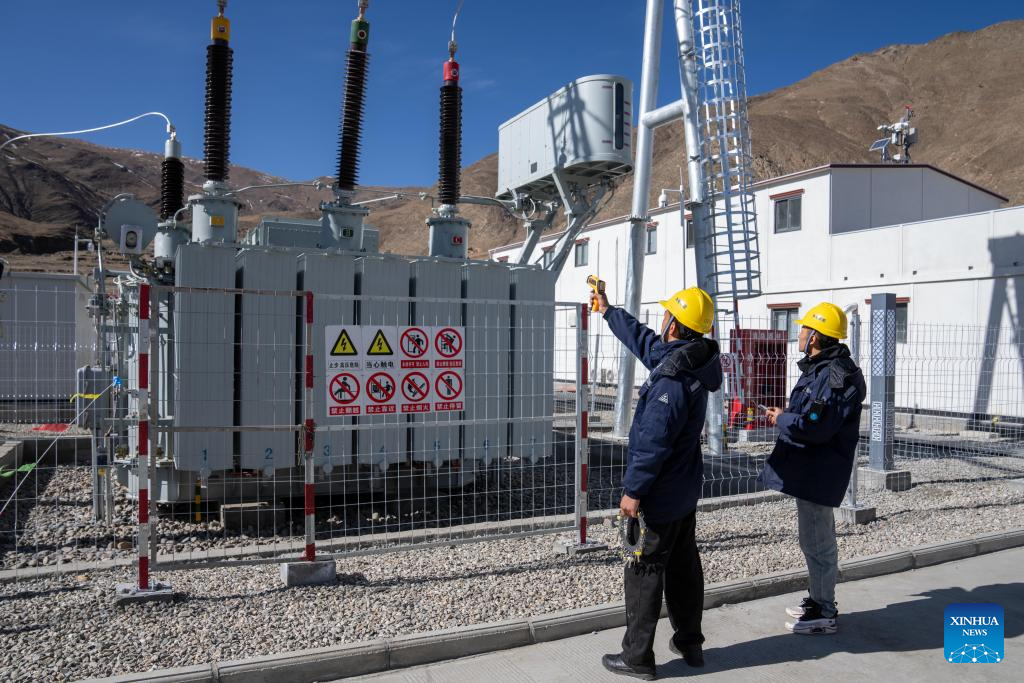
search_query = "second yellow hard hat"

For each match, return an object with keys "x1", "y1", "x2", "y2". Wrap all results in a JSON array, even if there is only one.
[{"x1": 795, "y1": 302, "x2": 848, "y2": 339}]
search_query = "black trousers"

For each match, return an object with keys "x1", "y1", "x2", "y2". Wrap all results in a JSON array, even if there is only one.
[{"x1": 621, "y1": 510, "x2": 705, "y2": 666}]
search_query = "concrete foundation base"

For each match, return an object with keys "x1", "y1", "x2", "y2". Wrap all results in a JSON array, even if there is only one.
[
  {"x1": 837, "y1": 504, "x2": 877, "y2": 525},
  {"x1": 114, "y1": 581, "x2": 174, "y2": 604},
  {"x1": 859, "y1": 467, "x2": 912, "y2": 492},
  {"x1": 220, "y1": 501, "x2": 287, "y2": 531},
  {"x1": 280, "y1": 558, "x2": 337, "y2": 587},
  {"x1": 552, "y1": 538, "x2": 609, "y2": 557}
]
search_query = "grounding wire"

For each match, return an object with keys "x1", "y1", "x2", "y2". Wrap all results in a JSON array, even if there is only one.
[{"x1": 0, "y1": 112, "x2": 175, "y2": 156}]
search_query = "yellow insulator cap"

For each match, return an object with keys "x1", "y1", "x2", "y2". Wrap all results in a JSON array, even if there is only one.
[{"x1": 211, "y1": 16, "x2": 231, "y2": 42}]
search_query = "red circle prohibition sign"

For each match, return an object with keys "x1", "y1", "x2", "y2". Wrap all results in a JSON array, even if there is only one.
[
  {"x1": 401, "y1": 327, "x2": 429, "y2": 358},
  {"x1": 366, "y1": 371, "x2": 397, "y2": 403},
  {"x1": 401, "y1": 372, "x2": 430, "y2": 402},
  {"x1": 434, "y1": 327, "x2": 463, "y2": 358},
  {"x1": 435, "y1": 371, "x2": 463, "y2": 400},
  {"x1": 329, "y1": 373, "x2": 360, "y2": 405}
]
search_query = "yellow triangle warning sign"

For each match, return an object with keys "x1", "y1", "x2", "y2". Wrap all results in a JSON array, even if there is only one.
[
  {"x1": 330, "y1": 329, "x2": 358, "y2": 356},
  {"x1": 367, "y1": 329, "x2": 394, "y2": 355}
]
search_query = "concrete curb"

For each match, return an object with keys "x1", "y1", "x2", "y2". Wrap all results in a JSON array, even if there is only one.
[{"x1": 89, "y1": 526, "x2": 1024, "y2": 683}]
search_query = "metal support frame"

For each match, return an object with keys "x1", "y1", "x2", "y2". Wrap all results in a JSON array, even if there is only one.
[
  {"x1": 545, "y1": 170, "x2": 609, "y2": 275},
  {"x1": 303, "y1": 291, "x2": 316, "y2": 561},
  {"x1": 839, "y1": 305, "x2": 875, "y2": 523},
  {"x1": 869, "y1": 293, "x2": 897, "y2": 471}
]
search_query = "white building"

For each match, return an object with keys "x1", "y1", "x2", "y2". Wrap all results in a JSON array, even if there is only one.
[{"x1": 492, "y1": 163, "x2": 1024, "y2": 419}]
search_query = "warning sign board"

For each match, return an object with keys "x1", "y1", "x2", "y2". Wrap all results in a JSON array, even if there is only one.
[
  {"x1": 400, "y1": 327, "x2": 431, "y2": 369},
  {"x1": 321, "y1": 324, "x2": 465, "y2": 418},
  {"x1": 434, "y1": 327, "x2": 464, "y2": 369},
  {"x1": 328, "y1": 372, "x2": 361, "y2": 416},
  {"x1": 434, "y1": 370, "x2": 464, "y2": 412},
  {"x1": 400, "y1": 371, "x2": 431, "y2": 413}
]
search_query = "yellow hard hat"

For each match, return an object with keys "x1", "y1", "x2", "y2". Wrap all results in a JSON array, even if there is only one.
[
  {"x1": 659, "y1": 287, "x2": 714, "y2": 335},
  {"x1": 795, "y1": 302, "x2": 848, "y2": 339}
]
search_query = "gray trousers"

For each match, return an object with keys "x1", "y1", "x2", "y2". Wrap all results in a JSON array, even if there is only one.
[{"x1": 796, "y1": 497, "x2": 838, "y2": 617}]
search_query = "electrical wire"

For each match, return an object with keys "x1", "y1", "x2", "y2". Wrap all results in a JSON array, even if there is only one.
[
  {"x1": 450, "y1": 0, "x2": 465, "y2": 47},
  {"x1": 0, "y1": 112, "x2": 175, "y2": 156}
]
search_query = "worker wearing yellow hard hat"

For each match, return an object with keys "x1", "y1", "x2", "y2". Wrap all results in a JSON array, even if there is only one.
[
  {"x1": 758, "y1": 301, "x2": 866, "y2": 637},
  {"x1": 590, "y1": 280, "x2": 722, "y2": 675}
]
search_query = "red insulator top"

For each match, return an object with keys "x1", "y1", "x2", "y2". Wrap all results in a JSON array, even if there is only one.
[{"x1": 443, "y1": 59, "x2": 460, "y2": 83}]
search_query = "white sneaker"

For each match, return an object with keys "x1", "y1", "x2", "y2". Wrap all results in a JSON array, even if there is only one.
[
  {"x1": 786, "y1": 596, "x2": 817, "y2": 619},
  {"x1": 785, "y1": 602, "x2": 838, "y2": 635}
]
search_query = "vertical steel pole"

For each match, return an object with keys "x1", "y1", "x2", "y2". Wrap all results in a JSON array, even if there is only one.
[
  {"x1": 844, "y1": 307, "x2": 862, "y2": 507},
  {"x1": 576, "y1": 304, "x2": 591, "y2": 545},
  {"x1": 303, "y1": 291, "x2": 316, "y2": 561},
  {"x1": 136, "y1": 283, "x2": 151, "y2": 590},
  {"x1": 613, "y1": 0, "x2": 663, "y2": 437},
  {"x1": 148, "y1": 289, "x2": 158, "y2": 569},
  {"x1": 869, "y1": 293, "x2": 897, "y2": 471}
]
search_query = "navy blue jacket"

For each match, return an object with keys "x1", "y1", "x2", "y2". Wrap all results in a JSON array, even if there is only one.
[
  {"x1": 760, "y1": 345, "x2": 867, "y2": 507},
  {"x1": 605, "y1": 307, "x2": 723, "y2": 523}
]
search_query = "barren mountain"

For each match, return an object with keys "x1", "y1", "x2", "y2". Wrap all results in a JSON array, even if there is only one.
[{"x1": 2, "y1": 20, "x2": 1021, "y2": 272}]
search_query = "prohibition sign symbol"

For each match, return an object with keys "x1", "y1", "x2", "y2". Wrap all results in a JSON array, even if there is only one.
[
  {"x1": 329, "y1": 373, "x2": 360, "y2": 404},
  {"x1": 435, "y1": 371, "x2": 463, "y2": 400},
  {"x1": 366, "y1": 371, "x2": 397, "y2": 403},
  {"x1": 402, "y1": 372, "x2": 430, "y2": 402},
  {"x1": 435, "y1": 327, "x2": 463, "y2": 358},
  {"x1": 401, "y1": 327, "x2": 429, "y2": 357}
]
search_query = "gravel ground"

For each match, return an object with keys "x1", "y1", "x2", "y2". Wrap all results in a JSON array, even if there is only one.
[{"x1": 1, "y1": 476, "x2": 1022, "y2": 682}]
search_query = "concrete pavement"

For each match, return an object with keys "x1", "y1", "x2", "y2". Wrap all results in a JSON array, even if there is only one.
[{"x1": 348, "y1": 547, "x2": 1023, "y2": 682}]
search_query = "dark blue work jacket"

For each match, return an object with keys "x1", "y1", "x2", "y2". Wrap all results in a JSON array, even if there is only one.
[
  {"x1": 605, "y1": 307, "x2": 723, "y2": 523},
  {"x1": 760, "y1": 345, "x2": 867, "y2": 507}
]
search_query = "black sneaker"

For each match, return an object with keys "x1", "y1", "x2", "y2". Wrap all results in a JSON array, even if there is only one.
[
  {"x1": 601, "y1": 653, "x2": 656, "y2": 680},
  {"x1": 786, "y1": 596, "x2": 817, "y2": 619},
  {"x1": 668, "y1": 640, "x2": 705, "y2": 667},
  {"x1": 785, "y1": 601, "x2": 838, "y2": 635}
]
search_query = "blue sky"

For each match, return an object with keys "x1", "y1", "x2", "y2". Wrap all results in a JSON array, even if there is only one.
[{"x1": 1, "y1": 1, "x2": 1020, "y2": 187}]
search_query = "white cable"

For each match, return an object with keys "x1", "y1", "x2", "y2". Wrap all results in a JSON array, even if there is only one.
[
  {"x1": 451, "y1": 0, "x2": 465, "y2": 45},
  {"x1": 0, "y1": 112, "x2": 175, "y2": 156}
]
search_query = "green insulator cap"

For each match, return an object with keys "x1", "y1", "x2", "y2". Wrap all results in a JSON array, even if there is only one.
[{"x1": 350, "y1": 19, "x2": 370, "y2": 48}]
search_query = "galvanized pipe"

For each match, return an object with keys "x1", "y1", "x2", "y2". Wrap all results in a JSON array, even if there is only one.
[{"x1": 613, "y1": 0, "x2": 663, "y2": 437}]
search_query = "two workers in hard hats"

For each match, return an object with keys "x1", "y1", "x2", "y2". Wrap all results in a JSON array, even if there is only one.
[
  {"x1": 759, "y1": 302, "x2": 866, "y2": 635},
  {"x1": 590, "y1": 285, "x2": 723, "y2": 680},
  {"x1": 592, "y1": 286, "x2": 866, "y2": 677}
]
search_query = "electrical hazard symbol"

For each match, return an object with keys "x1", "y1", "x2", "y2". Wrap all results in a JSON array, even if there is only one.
[
  {"x1": 365, "y1": 371, "x2": 398, "y2": 414},
  {"x1": 328, "y1": 373, "x2": 361, "y2": 416},
  {"x1": 400, "y1": 371, "x2": 431, "y2": 414},
  {"x1": 367, "y1": 329, "x2": 394, "y2": 356},
  {"x1": 330, "y1": 329, "x2": 358, "y2": 356},
  {"x1": 434, "y1": 370, "x2": 464, "y2": 412}
]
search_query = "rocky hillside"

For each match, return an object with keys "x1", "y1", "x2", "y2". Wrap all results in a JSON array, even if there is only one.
[{"x1": 2, "y1": 19, "x2": 1021, "y2": 272}]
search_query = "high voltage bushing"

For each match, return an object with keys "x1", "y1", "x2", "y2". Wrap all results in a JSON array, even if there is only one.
[
  {"x1": 336, "y1": 17, "x2": 370, "y2": 192},
  {"x1": 203, "y1": 11, "x2": 233, "y2": 183},
  {"x1": 438, "y1": 59, "x2": 462, "y2": 206},
  {"x1": 160, "y1": 157, "x2": 184, "y2": 219}
]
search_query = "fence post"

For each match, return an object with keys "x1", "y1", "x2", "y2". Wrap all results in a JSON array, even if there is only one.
[
  {"x1": 280, "y1": 291, "x2": 337, "y2": 586},
  {"x1": 115, "y1": 282, "x2": 172, "y2": 601},
  {"x1": 839, "y1": 306, "x2": 875, "y2": 524},
  {"x1": 863, "y1": 293, "x2": 912, "y2": 492},
  {"x1": 556, "y1": 303, "x2": 607, "y2": 556}
]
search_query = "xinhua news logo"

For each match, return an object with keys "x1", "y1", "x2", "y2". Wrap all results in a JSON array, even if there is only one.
[{"x1": 944, "y1": 603, "x2": 1004, "y2": 663}]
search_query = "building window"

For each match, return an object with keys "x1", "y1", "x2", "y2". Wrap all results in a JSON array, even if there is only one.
[
  {"x1": 541, "y1": 249, "x2": 554, "y2": 268},
  {"x1": 685, "y1": 219, "x2": 695, "y2": 248},
  {"x1": 774, "y1": 196, "x2": 802, "y2": 233},
  {"x1": 645, "y1": 227, "x2": 657, "y2": 255},
  {"x1": 771, "y1": 307, "x2": 800, "y2": 342},
  {"x1": 496, "y1": 255, "x2": 509, "y2": 263},
  {"x1": 574, "y1": 241, "x2": 588, "y2": 267},
  {"x1": 896, "y1": 302, "x2": 908, "y2": 344}
]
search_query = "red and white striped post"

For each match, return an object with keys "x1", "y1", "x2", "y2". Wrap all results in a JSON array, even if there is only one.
[
  {"x1": 303, "y1": 291, "x2": 316, "y2": 561},
  {"x1": 136, "y1": 283, "x2": 152, "y2": 590},
  {"x1": 576, "y1": 303, "x2": 591, "y2": 545}
]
